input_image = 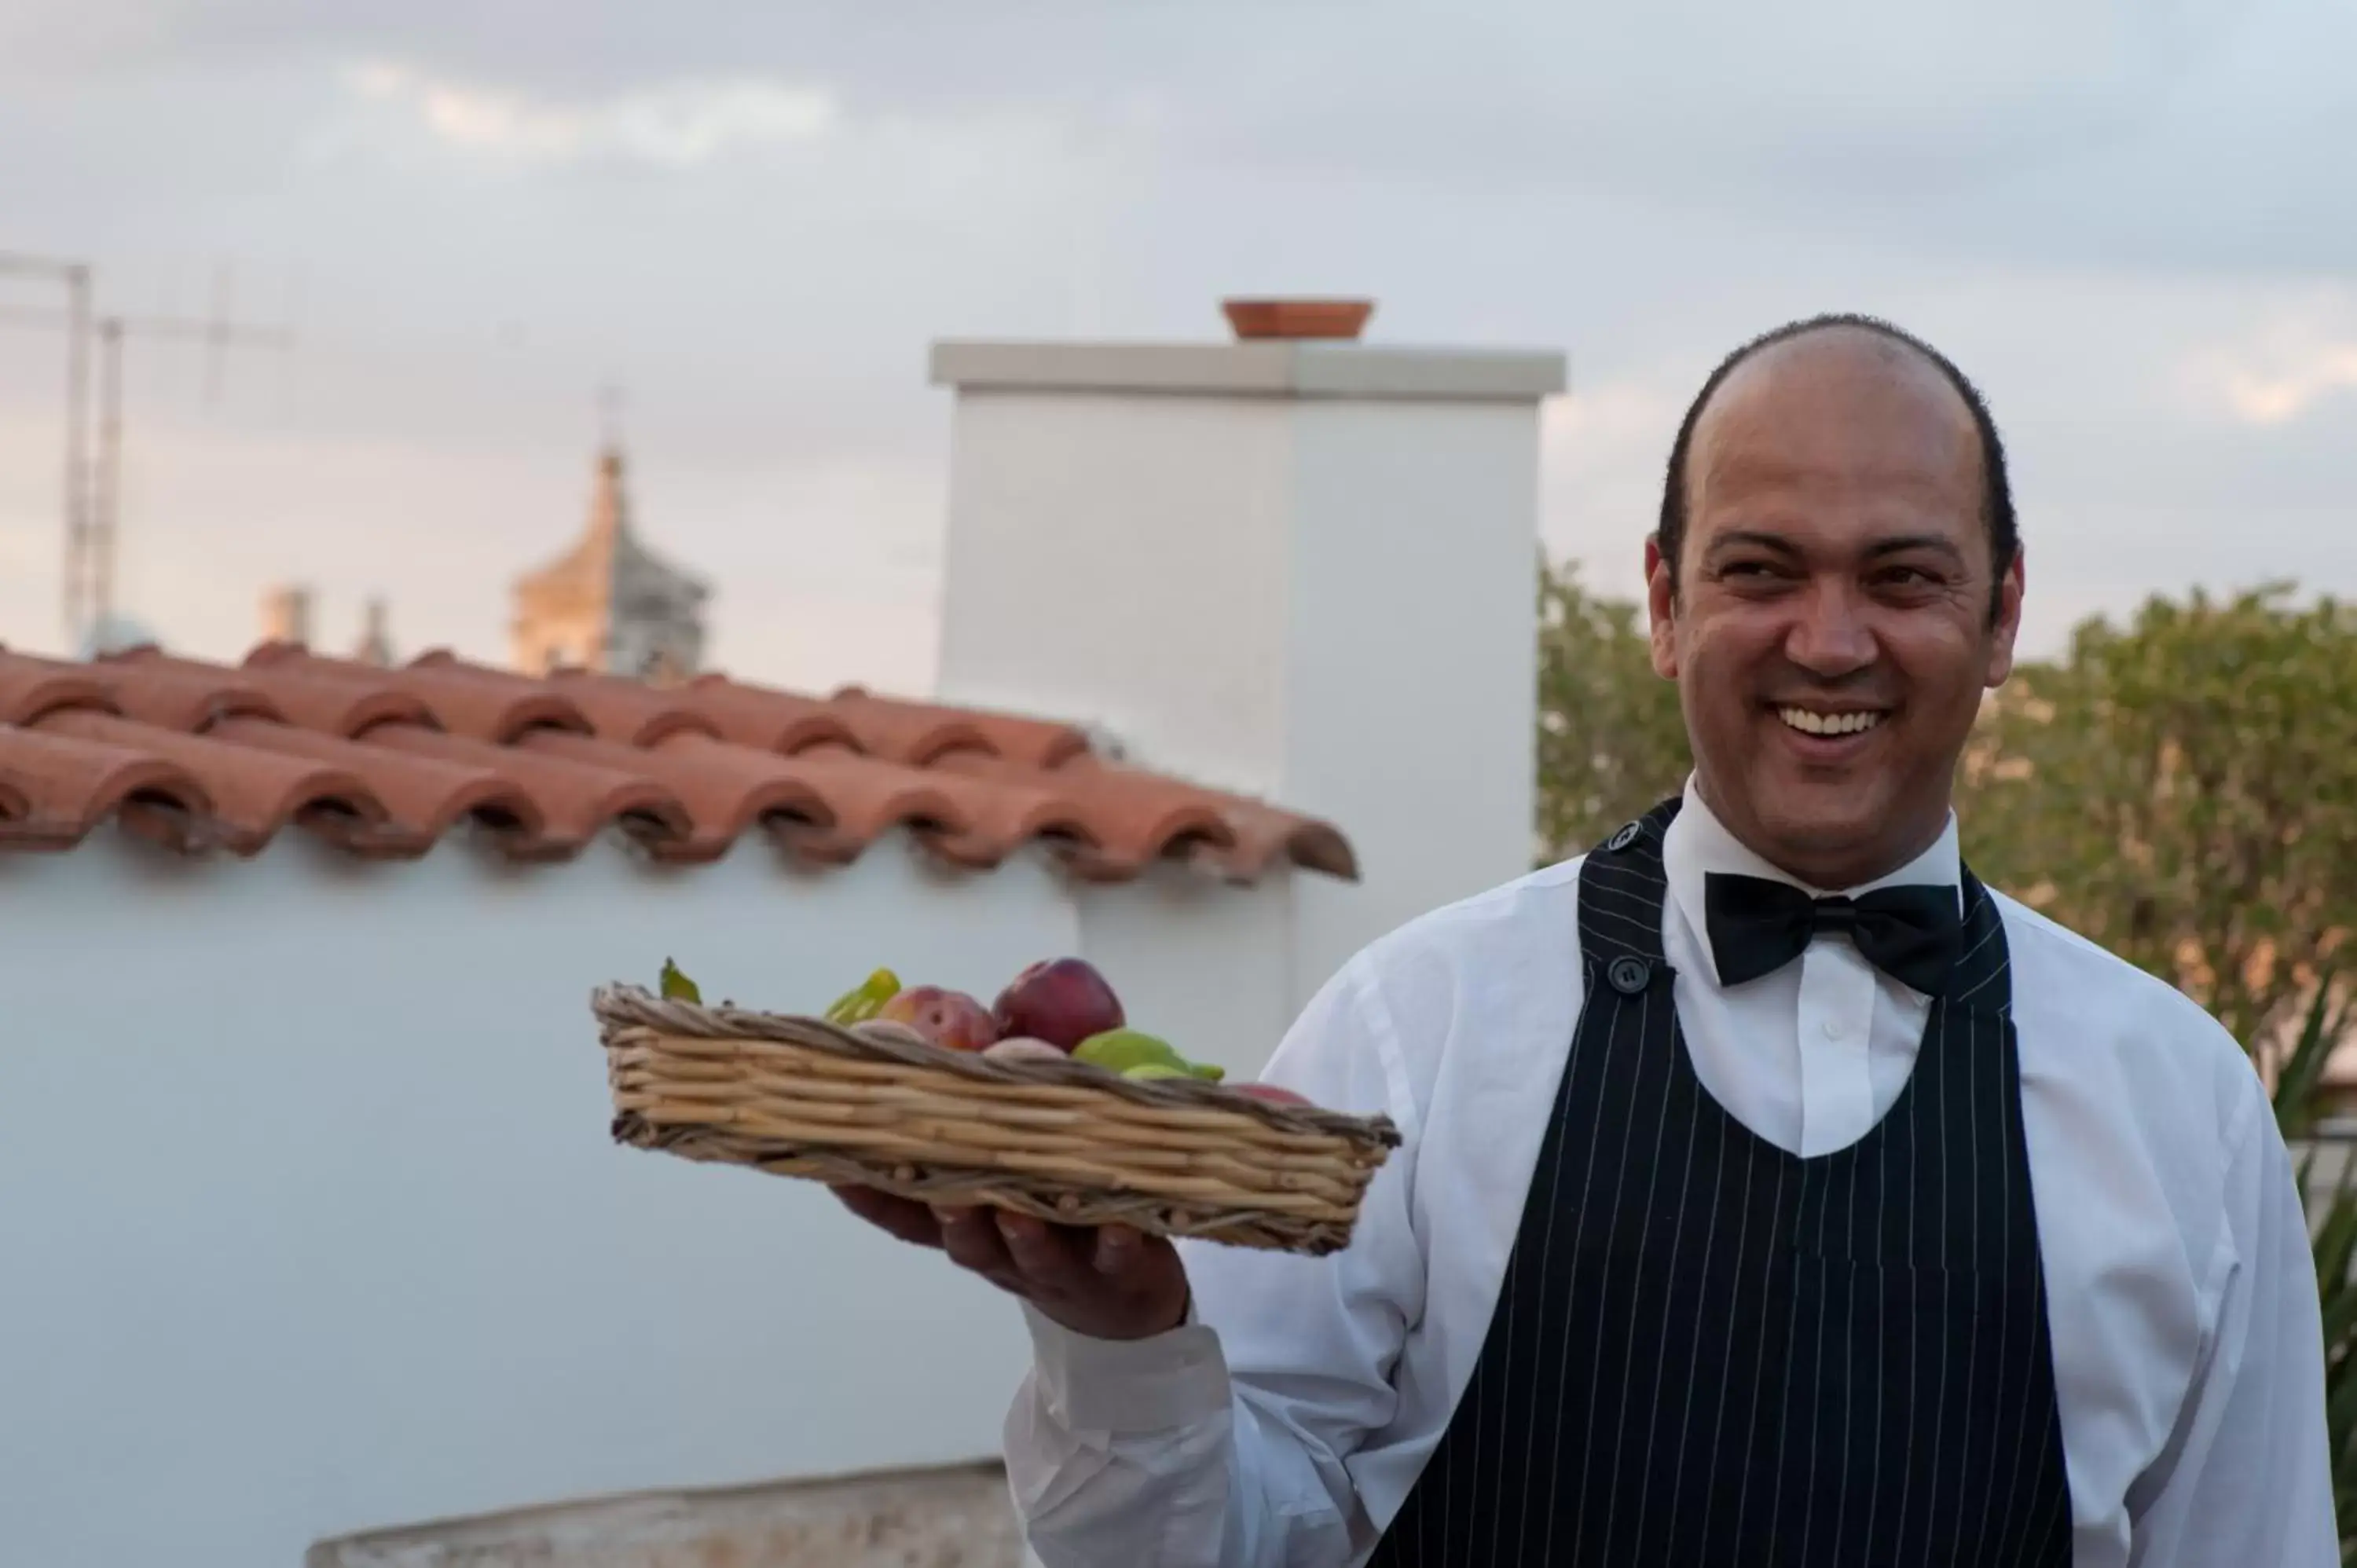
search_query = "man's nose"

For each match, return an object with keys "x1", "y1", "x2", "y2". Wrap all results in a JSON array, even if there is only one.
[{"x1": 1785, "y1": 580, "x2": 1877, "y2": 676}]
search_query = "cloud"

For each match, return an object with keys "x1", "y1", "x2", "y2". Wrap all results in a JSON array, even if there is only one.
[
  {"x1": 344, "y1": 60, "x2": 838, "y2": 168},
  {"x1": 2213, "y1": 348, "x2": 2357, "y2": 427},
  {"x1": 2178, "y1": 296, "x2": 2357, "y2": 426}
]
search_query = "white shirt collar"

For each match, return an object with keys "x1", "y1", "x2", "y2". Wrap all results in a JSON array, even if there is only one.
[{"x1": 1660, "y1": 771, "x2": 1963, "y2": 951}]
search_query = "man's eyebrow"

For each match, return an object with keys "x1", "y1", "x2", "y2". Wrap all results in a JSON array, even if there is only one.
[
  {"x1": 1863, "y1": 533, "x2": 1969, "y2": 563},
  {"x1": 1702, "y1": 529, "x2": 1802, "y2": 559},
  {"x1": 1702, "y1": 530, "x2": 1970, "y2": 563}
]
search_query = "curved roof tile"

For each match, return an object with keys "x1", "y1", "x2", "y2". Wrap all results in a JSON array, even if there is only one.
[
  {"x1": 365, "y1": 723, "x2": 692, "y2": 861},
  {"x1": 0, "y1": 721, "x2": 214, "y2": 850},
  {"x1": 89, "y1": 649, "x2": 282, "y2": 731},
  {"x1": 206, "y1": 716, "x2": 544, "y2": 858},
  {"x1": 676, "y1": 674, "x2": 858, "y2": 753},
  {"x1": 29, "y1": 709, "x2": 383, "y2": 854},
  {"x1": 0, "y1": 648, "x2": 118, "y2": 726},
  {"x1": 0, "y1": 643, "x2": 1357, "y2": 886}
]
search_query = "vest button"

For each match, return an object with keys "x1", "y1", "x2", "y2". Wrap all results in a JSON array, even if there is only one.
[
  {"x1": 1607, "y1": 955, "x2": 1652, "y2": 995},
  {"x1": 1607, "y1": 821, "x2": 1644, "y2": 852}
]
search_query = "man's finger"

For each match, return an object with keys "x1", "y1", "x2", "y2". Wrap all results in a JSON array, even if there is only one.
[
  {"x1": 830, "y1": 1185, "x2": 944, "y2": 1248},
  {"x1": 936, "y1": 1206, "x2": 1015, "y2": 1278},
  {"x1": 995, "y1": 1211, "x2": 1093, "y2": 1289},
  {"x1": 1093, "y1": 1223, "x2": 1150, "y2": 1276}
]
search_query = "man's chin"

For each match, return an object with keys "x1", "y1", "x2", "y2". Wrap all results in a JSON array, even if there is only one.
[{"x1": 1741, "y1": 780, "x2": 1890, "y2": 871}]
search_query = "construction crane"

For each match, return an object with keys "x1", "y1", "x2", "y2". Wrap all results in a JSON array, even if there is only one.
[
  {"x1": 0, "y1": 252, "x2": 93, "y2": 648},
  {"x1": 0, "y1": 275, "x2": 293, "y2": 651}
]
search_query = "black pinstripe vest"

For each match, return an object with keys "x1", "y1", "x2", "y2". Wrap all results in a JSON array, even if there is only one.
[{"x1": 1366, "y1": 797, "x2": 2072, "y2": 1566}]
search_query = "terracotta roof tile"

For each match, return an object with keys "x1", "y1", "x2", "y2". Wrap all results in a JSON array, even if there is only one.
[
  {"x1": 0, "y1": 721, "x2": 212, "y2": 850},
  {"x1": 204, "y1": 716, "x2": 544, "y2": 858},
  {"x1": 365, "y1": 723, "x2": 690, "y2": 861},
  {"x1": 520, "y1": 729, "x2": 841, "y2": 864},
  {"x1": 30, "y1": 709, "x2": 384, "y2": 854},
  {"x1": 448, "y1": 655, "x2": 715, "y2": 747},
  {"x1": 247, "y1": 644, "x2": 589, "y2": 742},
  {"x1": 213, "y1": 649, "x2": 434, "y2": 737},
  {"x1": 674, "y1": 673, "x2": 857, "y2": 753},
  {"x1": 823, "y1": 685, "x2": 1092, "y2": 769},
  {"x1": 86, "y1": 648, "x2": 281, "y2": 731},
  {"x1": 0, "y1": 643, "x2": 1358, "y2": 885},
  {"x1": 0, "y1": 650, "x2": 115, "y2": 726}
]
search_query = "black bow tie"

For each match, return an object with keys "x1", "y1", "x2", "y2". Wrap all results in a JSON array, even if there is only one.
[{"x1": 1703, "y1": 872, "x2": 1963, "y2": 994}]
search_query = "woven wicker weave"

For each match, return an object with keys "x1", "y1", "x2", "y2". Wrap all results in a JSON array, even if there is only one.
[{"x1": 594, "y1": 985, "x2": 1404, "y2": 1255}]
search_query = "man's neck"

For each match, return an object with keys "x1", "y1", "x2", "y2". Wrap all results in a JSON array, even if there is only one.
[{"x1": 1686, "y1": 771, "x2": 1954, "y2": 895}]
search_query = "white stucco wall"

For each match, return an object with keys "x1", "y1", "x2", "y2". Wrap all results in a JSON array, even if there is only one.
[
  {"x1": 0, "y1": 826, "x2": 1293, "y2": 1568},
  {"x1": 930, "y1": 338, "x2": 1563, "y2": 1017}
]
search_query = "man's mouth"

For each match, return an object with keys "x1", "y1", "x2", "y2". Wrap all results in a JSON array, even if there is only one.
[{"x1": 1774, "y1": 705, "x2": 1886, "y2": 738}]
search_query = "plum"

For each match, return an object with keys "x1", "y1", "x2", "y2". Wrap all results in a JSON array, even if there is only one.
[{"x1": 991, "y1": 958, "x2": 1125, "y2": 1052}]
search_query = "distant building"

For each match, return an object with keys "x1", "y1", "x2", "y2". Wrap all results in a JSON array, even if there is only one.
[
  {"x1": 353, "y1": 595, "x2": 394, "y2": 667},
  {"x1": 259, "y1": 584, "x2": 313, "y2": 647},
  {"x1": 256, "y1": 583, "x2": 391, "y2": 665},
  {"x1": 511, "y1": 442, "x2": 709, "y2": 682}
]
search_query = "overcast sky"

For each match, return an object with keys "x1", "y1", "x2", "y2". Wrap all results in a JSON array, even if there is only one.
[{"x1": 1, "y1": 0, "x2": 2352, "y2": 693}]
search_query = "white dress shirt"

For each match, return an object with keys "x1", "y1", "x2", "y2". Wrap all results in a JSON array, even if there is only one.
[{"x1": 1002, "y1": 781, "x2": 2336, "y2": 1568}]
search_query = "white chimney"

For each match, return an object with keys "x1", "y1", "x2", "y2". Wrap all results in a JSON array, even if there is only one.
[{"x1": 929, "y1": 299, "x2": 1567, "y2": 1004}]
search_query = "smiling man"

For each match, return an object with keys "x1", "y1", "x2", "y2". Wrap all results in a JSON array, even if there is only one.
[{"x1": 838, "y1": 316, "x2": 2335, "y2": 1566}]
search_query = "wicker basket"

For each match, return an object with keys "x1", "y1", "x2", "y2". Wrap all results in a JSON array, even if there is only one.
[{"x1": 594, "y1": 985, "x2": 1404, "y2": 1255}]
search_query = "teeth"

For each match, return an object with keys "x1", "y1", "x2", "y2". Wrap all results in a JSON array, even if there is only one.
[{"x1": 1779, "y1": 708, "x2": 1882, "y2": 737}]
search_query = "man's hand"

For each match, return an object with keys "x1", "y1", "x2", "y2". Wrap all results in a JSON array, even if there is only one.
[{"x1": 830, "y1": 1185, "x2": 1191, "y2": 1342}]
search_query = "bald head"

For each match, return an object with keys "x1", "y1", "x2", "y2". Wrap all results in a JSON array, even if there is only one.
[{"x1": 1655, "y1": 315, "x2": 2018, "y2": 618}]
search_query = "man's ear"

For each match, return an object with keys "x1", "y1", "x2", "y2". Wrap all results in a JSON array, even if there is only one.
[
  {"x1": 1645, "y1": 533, "x2": 1680, "y2": 680},
  {"x1": 1985, "y1": 544, "x2": 2026, "y2": 688}
]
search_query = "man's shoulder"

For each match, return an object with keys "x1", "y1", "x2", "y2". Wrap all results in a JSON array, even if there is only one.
[
  {"x1": 1307, "y1": 855, "x2": 1590, "y2": 1052},
  {"x1": 1989, "y1": 888, "x2": 2238, "y2": 1045},
  {"x1": 1986, "y1": 887, "x2": 2266, "y2": 1141},
  {"x1": 1356, "y1": 855, "x2": 1589, "y2": 977}
]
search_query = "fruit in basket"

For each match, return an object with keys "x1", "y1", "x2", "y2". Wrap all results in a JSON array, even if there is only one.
[
  {"x1": 1122, "y1": 1063, "x2": 1195, "y2": 1082},
  {"x1": 1072, "y1": 1027, "x2": 1182, "y2": 1073},
  {"x1": 658, "y1": 958, "x2": 702, "y2": 1003},
  {"x1": 1236, "y1": 1083, "x2": 1313, "y2": 1108},
  {"x1": 983, "y1": 1037, "x2": 1070, "y2": 1065},
  {"x1": 877, "y1": 986, "x2": 998, "y2": 1051},
  {"x1": 851, "y1": 1019, "x2": 931, "y2": 1050},
  {"x1": 1073, "y1": 1028, "x2": 1225, "y2": 1083},
  {"x1": 824, "y1": 968, "x2": 903, "y2": 1024},
  {"x1": 990, "y1": 957, "x2": 1125, "y2": 1052}
]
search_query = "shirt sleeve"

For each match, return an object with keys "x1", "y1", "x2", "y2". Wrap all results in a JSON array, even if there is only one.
[
  {"x1": 1001, "y1": 956, "x2": 1428, "y2": 1568},
  {"x1": 2125, "y1": 1077, "x2": 2338, "y2": 1566}
]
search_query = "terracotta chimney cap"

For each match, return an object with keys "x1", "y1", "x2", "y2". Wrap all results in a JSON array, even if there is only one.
[{"x1": 1221, "y1": 299, "x2": 1375, "y2": 342}]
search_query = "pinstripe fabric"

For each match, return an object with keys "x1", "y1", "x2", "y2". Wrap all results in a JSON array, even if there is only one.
[{"x1": 1365, "y1": 797, "x2": 2071, "y2": 1566}]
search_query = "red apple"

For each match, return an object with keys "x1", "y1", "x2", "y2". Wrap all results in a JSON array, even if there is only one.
[
  {"x1": 1236, "y1": 1083, "x2": 1313, "y2": 1108},
  {"x1": 990, "y1": 958, "x2": 1125, "y2": 1052},
  {"x1": 877, "y1": 986, "x2": 998, "y2": 1052}
]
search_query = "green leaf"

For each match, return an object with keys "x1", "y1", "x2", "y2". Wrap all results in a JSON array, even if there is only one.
[
  {"x1": 823, "y1": 968, "x2": 902, "y2": 1024},
  {"x1": 658, "y1": 957, "x2": 702, "y2": 1004}
]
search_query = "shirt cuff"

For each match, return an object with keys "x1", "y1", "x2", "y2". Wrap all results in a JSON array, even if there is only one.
[{"x1": 1021, "y1": 1299, "x2": 1233, "y2": 1434}]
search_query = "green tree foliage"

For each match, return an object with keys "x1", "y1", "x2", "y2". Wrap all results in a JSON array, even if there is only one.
[
  {"x1": 2267, "y1": 976, "x2": 2357, "y2": 1558},
  {"x1": 1533, "y1": 555, "x2": 1690, "y2": 862},
  {"x1": 1957, "y1": 584, "x2": 2357, "y2": 1054}
]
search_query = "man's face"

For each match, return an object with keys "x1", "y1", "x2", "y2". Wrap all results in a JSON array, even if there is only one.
[{"x1": 1647, "y1": 328, "x2": 2025, "y2": 888}]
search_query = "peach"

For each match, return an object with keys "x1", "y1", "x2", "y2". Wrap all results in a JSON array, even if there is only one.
[{"x1": 876, "y1": 986, "x2": 998, "y2": 1052}]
